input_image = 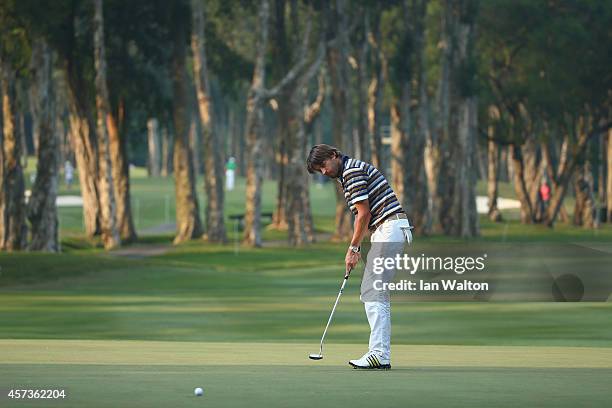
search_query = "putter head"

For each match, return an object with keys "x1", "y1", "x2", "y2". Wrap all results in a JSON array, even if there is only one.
[{"x1": 309, "y1": 353, "x2": 323, "y2": 360}]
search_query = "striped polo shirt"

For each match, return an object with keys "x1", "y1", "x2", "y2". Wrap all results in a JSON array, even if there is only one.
[{"x1": 338, "y1": 155, "x2": 403, "y2": 230}]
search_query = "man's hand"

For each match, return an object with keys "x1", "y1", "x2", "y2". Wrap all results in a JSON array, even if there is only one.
[{"x1": 345, "y1": 249, "x2": 360, "y2": 273}]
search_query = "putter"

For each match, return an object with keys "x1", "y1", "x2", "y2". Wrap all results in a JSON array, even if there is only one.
[{"x1": 309, "y1": 267, "x2": 352, "y2": 360}]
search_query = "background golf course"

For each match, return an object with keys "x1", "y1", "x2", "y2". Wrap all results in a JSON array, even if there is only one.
[{"x1": 1, "y1": 165, "x2": 611, "y2": 407}]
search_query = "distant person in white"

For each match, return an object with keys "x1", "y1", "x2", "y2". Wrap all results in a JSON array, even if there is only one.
[
  {"x1": 64, "y1": 160, "x2": 74, "y2": 189},
  {"x1": 226, "y1": 157, "x2": 236, "y2": 191}
]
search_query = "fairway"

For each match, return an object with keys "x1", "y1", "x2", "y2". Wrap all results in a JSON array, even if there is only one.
[{"x1": 2, "y1": 340, "x2": 612, "y2": 408}]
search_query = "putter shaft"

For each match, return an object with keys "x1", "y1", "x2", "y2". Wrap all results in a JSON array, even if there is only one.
[{"x1": 315, "y1": 269, "x2": 351, "y2": 357}]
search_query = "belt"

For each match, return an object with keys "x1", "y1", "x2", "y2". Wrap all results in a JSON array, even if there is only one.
[{"x1": 369, "y1": 212, "x2": 407, "y2": 232}]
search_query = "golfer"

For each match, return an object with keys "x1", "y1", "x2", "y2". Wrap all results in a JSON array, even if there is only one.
[{"x1": 307, "y1": 144, "x2": 413, "y2": 370}]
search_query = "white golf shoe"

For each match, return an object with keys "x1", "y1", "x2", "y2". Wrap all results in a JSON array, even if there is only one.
[{"x1": 349, "y1": 351, "x2": 391, "y2": 370}]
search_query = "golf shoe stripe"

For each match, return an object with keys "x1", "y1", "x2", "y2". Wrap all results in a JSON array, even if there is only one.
[{"x1": 372, "y1": 355, "x2": 381, "y2": 367}]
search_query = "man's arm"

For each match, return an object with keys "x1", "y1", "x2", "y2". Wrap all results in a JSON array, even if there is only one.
[
  {"x1": 351, "y1": 200, "x2": 371, "y2": 248},
  {"x1": 345, "y1": 199, "x2": 371, "y2": 272}
]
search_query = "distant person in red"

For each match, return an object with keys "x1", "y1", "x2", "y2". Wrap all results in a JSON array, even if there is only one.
[{"x1": 539, "y1": 181, "x2": 551, "y2": 215}]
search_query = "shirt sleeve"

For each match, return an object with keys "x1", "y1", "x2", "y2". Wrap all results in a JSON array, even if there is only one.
[{"x1": 343, "y1": 168, "x2": 369, "y2": 205}]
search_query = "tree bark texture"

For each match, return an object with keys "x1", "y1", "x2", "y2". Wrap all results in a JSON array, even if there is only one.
[
  {"x1": 171, "y1": 8, "x2": 203, "y2": 244},
  {"x1": 27, "y1": 40, "x2": 60, "y2": 251},
  {"x1": 93, "y1": 0, "x2": 120, "y2": 249},
  {"x1": 0, "y1": 57, "x2": 27, "y2": 250},
  {"x1": 607, "y1": 129, "x2": 612, "y2": 222},
  {"x1": 270, "y1": 0, "x2": 292, "y2": 231},
  {"x1": 286, "y1": 45, "x2": 325, "y2": 246},
  {"x1": 486, "y1": 137, "x2": 502, "y2": 221},
  {"x1": 243, "y1": 0, "x2": 270, "y2": 247},
  {"x1": 108, "y1": 99, "x2": 137, "y2": 242},
  {"x1": 436, "y1": 0, "x2": 479, "y2": 237},
  {"x1": 191, "y1": 0, "x2": 227, "y2": 242},
  {"x1": 572, "y1": 161, "x2": 595, "y2": 228},
  {"x1": 326, "y1": 0, "x2": 353, "y2": 241},
  {"x1": 66, "y1": 65, "x2": 100, "y2": 238}
]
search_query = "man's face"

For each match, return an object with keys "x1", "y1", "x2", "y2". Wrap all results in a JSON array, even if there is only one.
[{"x1": 316, "y1": 156, "x2": 342, "y2": 179}]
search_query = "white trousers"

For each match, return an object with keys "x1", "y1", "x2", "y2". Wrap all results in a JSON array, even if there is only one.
[
  {"x1": 225, "y1": 170, "x2": 235, "y2": 191},
  {"x1": 364, "y1": 218, "x2": 412, "y2": 360}
]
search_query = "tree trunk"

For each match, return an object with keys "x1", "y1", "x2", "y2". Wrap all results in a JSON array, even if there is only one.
[
  {"x1": 108, "y1": 99, "x2": 137, "y2": 242},
  {"x1": 189, "y1": 116, "x2": 201, "y2": 175},
  {"x1": 244, "y1": 0, "x2": 312, "y2": 246},
  {"x1": 191, "y1": 0, "x2": 226, "y2": 242},
  {"x1": 270, "y1": 0, "x2": 291, "y2": 231},
  {"x1": 607, "y1": 129, "x2": 612, "y2": 222},
  {"x1": 436, "y1": 0, "x2": 479, "y2": 237},
  {"x1": 510, "y1": 144, "x2": 536, "y2": 223},
  {"x1": 191, "y1": 0, "x2": 225, "y2": 240},
  {"x1": 302, "y1": 73, "x2": 325, "y2": 243},
  {"x1": 326, "y1": 3, "x2": 353, "y2": 241},
  {"x1": 573, "y1": 160, "x2": 595, "y2": 228},
  {"x1": 93, "y1": 0, "x2": 120, "y2": 249},
  {"x1": 66, "y1": 66, "x2": 100, "y2": 238},
  {"x1": 286, "y1": 91, "x2": 308, "y2": 245},
  {"x1": 243, "y1": 0, "x2": 270, "y2": 247},
  {"x1": 412, "y1": 1, "x2": 430, "y2": 235},
  {"x1": 456, "y1": 96, "x2": 479, "y2": 237},
  {"x1": 0, "y1": 57, "x2": 27, "y2": 250},
  {"x1": 545, "y1": 118, "x2": 601, "y2": 227},
  {"x1": 286, "y1": 45, "x2": 324, "y2": 246},
  {"x1": 171, "y1": 9, "x2": 203, "y2": 244},
  {"x1": 27, "y1": 40, "x2": 60, "y2": 252},
  {"x1": 147, "y1": 118, "x2": 161, "y2": 176},
  {"x1": 541, "y1": 137, "x2": 570, "y2": 223},
  {"x1": 390, "y1": 98, "x2": 407, "y2": 212},
  {"x1": 487, "y1": 137, "x2": 502, "y2": 221},
  {"x1": 431, "y1": 0, "x2": 452, "y2": 235},
  {"x1": 367, "y1": 69, "x2": 383, "y2": 170},
  {"x1": 356, "y1": 17, "x2": 370, "y2": 162}
]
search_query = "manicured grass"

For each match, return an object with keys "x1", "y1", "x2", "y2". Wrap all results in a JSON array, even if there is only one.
[
  {"x1": 1, "y1": 341, "x2": 611, "y2": 408},
  {"x1": 1, "y1": 243, "x2": 611, "y2": 346}
]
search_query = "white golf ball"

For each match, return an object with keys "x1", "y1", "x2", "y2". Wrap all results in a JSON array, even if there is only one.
[{"x1": 194, "y1": 387, "x2": 203, "y2": 396}]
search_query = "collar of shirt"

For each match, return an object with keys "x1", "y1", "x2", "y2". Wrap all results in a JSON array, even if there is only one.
[{"x1": 338, "y1": 155, "x2": 349, "y2": 184}]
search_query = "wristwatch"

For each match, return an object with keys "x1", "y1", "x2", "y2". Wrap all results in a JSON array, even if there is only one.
[{"x1": 349, "y1": 245, "x2": 360, "y2": 254}]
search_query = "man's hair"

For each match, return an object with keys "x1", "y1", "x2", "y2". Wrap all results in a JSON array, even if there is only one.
[{"x1": 306, "y1": 144, "x2": 342, "y2": 174}]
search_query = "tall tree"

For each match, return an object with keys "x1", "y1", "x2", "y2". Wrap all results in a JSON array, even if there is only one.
[
  {"x1": 27, "y1": 39, "x2": 60, "y2": 251},
  {"x1": 171, "y1": 0, "x2": 203, "y2": 244},
  {"x1": 191, "y1": 0, "x2": 226, "y2": 242},
  {"x1": 325, "y1": 0, "x2": 353, "y2": 241},
  {"x1": 366, "y1": 11, "x2": 386, "y2": 171},
  {"x1": 435, "y1": 0, "x2": 479, "y2": 237},
  {"x1": 270, "y1": 0, "x2": 321, "y2": 235},
  {"x1": 286, "y1": 42, "x2": 325, "y2": 246},
  {"x1": 243, "y1": 0, "x2": 311, "y2": 247},
  {"x1": 92, "y1": 0, "x2": 120, "y2": 249},
  {"x1": 607, "y1": 129, "x2": 612, "y2": 222},
  {"x1": 243, "y1": 0, "x2": 270, "y2": 247},
  {"x1": 486, "y1": 106, "x2": 502, "y2": 221},
  {"x1": 385, "y1": 0, "x2": 430, "y2": 236},
  {"x1": 0, "y1": 50, "x2": 27, "y2": 250}
]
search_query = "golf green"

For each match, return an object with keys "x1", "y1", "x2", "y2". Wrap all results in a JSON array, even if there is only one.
[{"x1": 1, "y1": 340, "x2": 611, "y2": 407}]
